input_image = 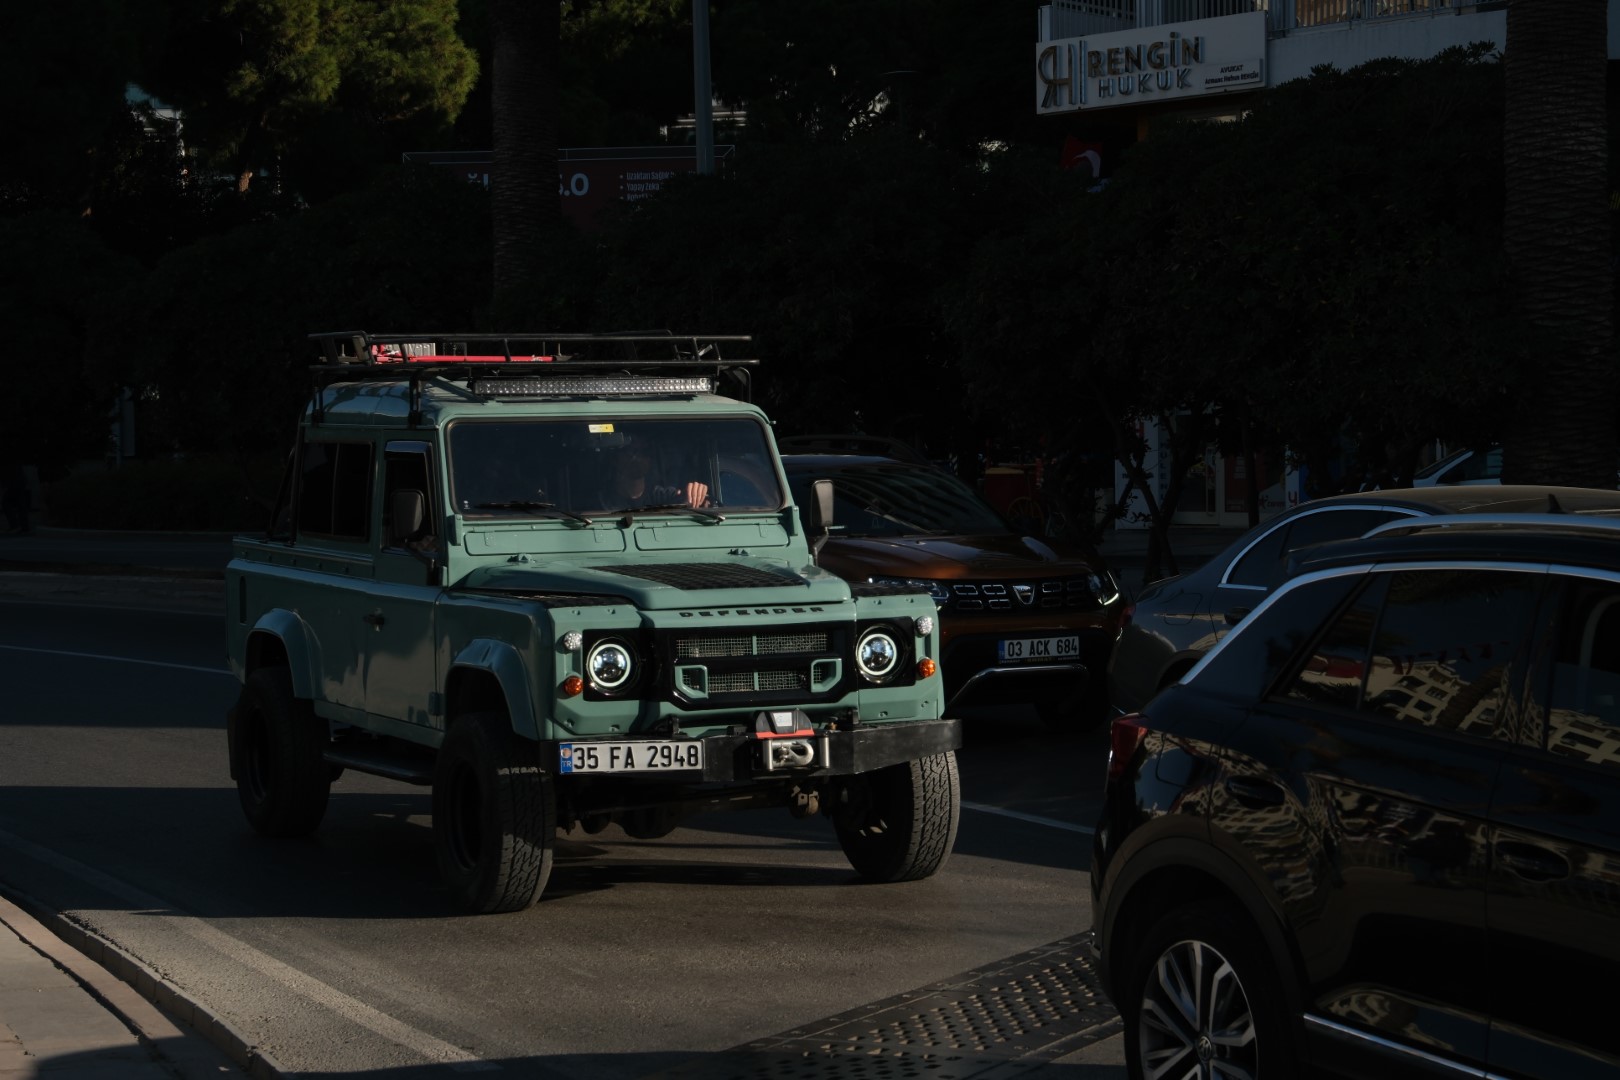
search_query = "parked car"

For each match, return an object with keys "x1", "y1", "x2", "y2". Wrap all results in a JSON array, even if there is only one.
[
  {"x1": 781, "y1": 453, "x2": 1127, "y2": 725},
  {"x1": 1411, "y1": 445, "x2": 1501, "y2": 486},
  {"x1": 1092, "y1": 510, "x2": 1620, "y2": 1079},
  {"x1": 1107, "y1": 485, "x2": 1620, "y2": 717}
]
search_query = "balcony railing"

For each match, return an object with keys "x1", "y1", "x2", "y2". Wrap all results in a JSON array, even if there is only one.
[{"x1": 1046, "y1": 0, "x2": 1462, "y2": 37}]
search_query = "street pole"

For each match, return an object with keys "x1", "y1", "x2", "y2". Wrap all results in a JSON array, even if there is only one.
[{"x1": 693, "y1": 0, "x2": 714, "y2": 175}]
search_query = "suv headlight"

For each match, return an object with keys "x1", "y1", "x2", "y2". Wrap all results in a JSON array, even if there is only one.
[
  {"x1": 587, "y1": 639, "x2": 635, "y2": 691},
  {"x1": 870, "y1": 576, "x2": 949, "y2": 605},
  {"x1": 856, "y1": 628, "x2": 900, "y2": 680},
  {"x1": 1094, "y1": 569, "x2": 1122, "y2": 606}
]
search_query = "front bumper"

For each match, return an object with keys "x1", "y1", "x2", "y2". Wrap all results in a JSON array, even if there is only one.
[{"x1": 545, "y1": 716, "x2": 962, "y2": 786}]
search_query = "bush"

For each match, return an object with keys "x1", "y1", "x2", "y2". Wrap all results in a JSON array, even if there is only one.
[{"x1": 46, "y1": 454, "x2": 284, "y2": 532}]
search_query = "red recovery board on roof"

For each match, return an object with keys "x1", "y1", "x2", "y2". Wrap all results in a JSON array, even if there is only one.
[{"x1": 369, "y1": 344, "x2": 556, "y2": 363}]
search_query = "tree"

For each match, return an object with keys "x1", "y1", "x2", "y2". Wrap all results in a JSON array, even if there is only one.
[
  {"x1": 141, "y1": 0, "x2": 477, "y2": 195},
  {"x1": 488, "y1": 0, "x2": 563, "y2": 313},
  {"x1": 1499, "y1": 0, "x2": 1616, "y2": 487}
]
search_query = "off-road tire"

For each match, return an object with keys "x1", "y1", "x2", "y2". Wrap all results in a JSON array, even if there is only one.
[
  {"x1": 1123, "y1": 899, "x2": 1295, "y2": 1079},
  {"x1": 835, "y1": 750, "x2": 960, "y2": 882},
  {"x1": 229, "y1": 666, "x2": 332, "y2": 837},
  {"x1": 432, "y1": 712, "x2": 555, "y2": 914}
]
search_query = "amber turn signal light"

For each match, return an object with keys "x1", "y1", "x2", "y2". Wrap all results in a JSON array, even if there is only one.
[
  {"x1": 917, "y1": 658, "x2": 936, "y2": 678},
  {"x1": 561, "y1": 675, "x2": 584, "y2": 697}
]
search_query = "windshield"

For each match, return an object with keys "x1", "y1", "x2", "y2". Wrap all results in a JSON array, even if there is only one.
[
  {"x1": 449, "y1": 417, "x2": 785, "y2": 519},
  {"x1": 785, "y1": 461, "x2": 1009, "y2": 537}
]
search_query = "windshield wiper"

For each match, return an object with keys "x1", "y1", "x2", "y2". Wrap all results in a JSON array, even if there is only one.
[
  {"x1": 604, "y1": 502, "x2": 727, "y2": 523},
  {"x1": 863, "y1": 506, "x2": 943, "y2": 534},
  {"x1": 472, "y1": 500, "x2": 594, "y2": 525}
]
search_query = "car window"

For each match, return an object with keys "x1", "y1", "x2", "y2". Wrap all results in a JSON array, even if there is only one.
[
  {"x1": 1542, "y1": 578, "x2": 1620, "y2": 771},
  {"x1": 1227, "y1": 509, "x2": 1409, "y2": 589},
  {"x1": 297, "y1": 440, "x2": 373, "y2": 541},
  {"x1": 784, "y1": 463, "x2": 1006, "y2": 537},
  {"x1": 1281, "y1": 568, "x2": 1542, "y2": 740}
]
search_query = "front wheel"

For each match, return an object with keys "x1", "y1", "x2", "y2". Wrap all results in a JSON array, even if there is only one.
[
  {"x1": 1124, "y1": 900, "x2": 1295, "y2": 1079},
  {"x1": 834, "y1": 751, "x2": 960, "y2": 882},
  {"x1": 432, "y1": 713, "x2": 555, "y2": 914}
]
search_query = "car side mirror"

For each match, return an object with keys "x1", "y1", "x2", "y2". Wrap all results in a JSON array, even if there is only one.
[
  {"x1": 807, "y1": 479, "x2": 834, "y2": 561},
  {"x1": 393, "y1": 489, "x2": 426, "y2": 542}
]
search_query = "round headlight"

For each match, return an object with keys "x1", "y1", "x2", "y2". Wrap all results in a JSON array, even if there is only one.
[
  {"x1": 587, "y1": 640, "x2": 634, "y2": 691},
  {"x1": 857, "y1": 629, "x2": 900, "y2": 680}
]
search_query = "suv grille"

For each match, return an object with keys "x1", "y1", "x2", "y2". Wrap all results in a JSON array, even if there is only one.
[
  {"x1": 944, "y1": 576, "x2": 1102, "y2": 614},
  {"x1": 662, "y1": 626, "x2": 847, "y2": 708}
]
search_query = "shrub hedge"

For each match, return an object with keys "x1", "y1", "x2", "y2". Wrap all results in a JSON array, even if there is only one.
[{"x1": 46, "y1": 455, "x2": 285, "y2": 532}]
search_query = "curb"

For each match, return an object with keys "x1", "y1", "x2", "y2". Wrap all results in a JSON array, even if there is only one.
[{"x1": 0, "y1": 887, "x2": 285, "y2": 1080}]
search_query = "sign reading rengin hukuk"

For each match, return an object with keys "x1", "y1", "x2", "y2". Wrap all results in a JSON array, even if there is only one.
[{"x1": 1035, "y1": 12, "x2": 1266, "y2": 115}]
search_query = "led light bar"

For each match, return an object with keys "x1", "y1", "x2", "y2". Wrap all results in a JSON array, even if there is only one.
[{"x1": 474, "y1": 376, "x2": 713, "y2": 396}]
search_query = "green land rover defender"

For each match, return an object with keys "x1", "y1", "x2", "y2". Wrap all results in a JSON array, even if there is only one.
[{"x1": 225, "y1": 332, "x2": 962, "y2": 913}]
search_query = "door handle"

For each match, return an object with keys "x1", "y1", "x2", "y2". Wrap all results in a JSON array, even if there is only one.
[
  {"x1": 1494, "y1": 840, "x2": 1570, "y2": 883},
  {"x1": 363, "y1": 612, "x2": 386, "y2": 628},
  {"x1": 1224, "y1": 606, "x2": 1252, "y2": 626}
]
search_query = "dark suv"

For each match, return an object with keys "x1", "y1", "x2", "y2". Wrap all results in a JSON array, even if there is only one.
[
  {"x1": 781, "y1": 453, "x2": 1126, "y2": 725},
  {"x1": 1092, "y1": 511, "x2": 1620, "y2": 1079}
]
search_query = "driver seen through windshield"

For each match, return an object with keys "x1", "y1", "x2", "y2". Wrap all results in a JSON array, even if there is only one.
[{"x1": 448, "y1": 417, "x2": 784, "y2": 519}]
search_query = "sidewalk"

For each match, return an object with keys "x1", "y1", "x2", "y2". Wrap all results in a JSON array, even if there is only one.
[{"x1": 0, "y1": 893, "x2": 253, "y2": 1079}]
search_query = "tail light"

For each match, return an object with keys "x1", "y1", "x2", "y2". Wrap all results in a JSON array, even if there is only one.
[{"x1": 1106, "y1": 713, "x2": 1148, "y2": 783}]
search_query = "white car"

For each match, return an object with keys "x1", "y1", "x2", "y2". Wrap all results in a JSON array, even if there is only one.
[{"x1": 1411, "y1": 445, "x2": 1501, "y2": 486}]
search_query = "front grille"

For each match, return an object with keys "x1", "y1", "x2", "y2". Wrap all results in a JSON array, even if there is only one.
[
  {"x1": 945, "y1": 576, "x2": 1102, "y2": 615},
  {"x1": 676, "y1": 632, "x2": 829, "y2": 658},
  {"x1": 663, "y1": 624, "x2": 847, "y2": 708}
]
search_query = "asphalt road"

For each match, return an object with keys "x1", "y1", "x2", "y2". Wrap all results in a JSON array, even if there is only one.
[{"x1": 0, "y1": 587, "x2": 1123, "y2": 1077}]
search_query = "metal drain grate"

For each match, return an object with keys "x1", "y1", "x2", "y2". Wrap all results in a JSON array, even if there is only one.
[{"x1": 643, "y1": 933, "x2": 1121, "y2": 1080}]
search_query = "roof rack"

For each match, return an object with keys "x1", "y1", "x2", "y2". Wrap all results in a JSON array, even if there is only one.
[
  {"x1": 1362, "y1": 512, "x2": 1620, "y2": 541},
  {"x1": 305, "y1": 331, "x2": 758, "y2": 425}
]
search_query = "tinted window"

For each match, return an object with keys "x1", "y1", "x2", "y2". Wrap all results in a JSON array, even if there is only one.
[
  {"x1": 1284, "y1": 574, "x2": 1389, "y2": 709},
  {"x1": 1227, "y1": 509, "x2": 1408, "y2": 589},
  {"x1": 298, "y1": 441, "x2": 373, "y2": 541},
  {"x1": 1281, "y1": 568, "x2": 1542, "y2": 738},
  {"x1": 383, "y1": 445, "x2": 436, "y2": 550},
  {"x1": 1543, "y1": 578, "x2": 1620, "y2": 770},
  {"x1": 1362, "y1": 569, "x2": 1541, "y2": 737},
  {"x1": 1194, "y1": 572, "x2": 1364, "y2": 700}
]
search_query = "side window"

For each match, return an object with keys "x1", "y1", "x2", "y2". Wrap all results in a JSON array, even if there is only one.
[
  {"x1": 1543, "y1": 578, "x2": 1620, "y2": 770},
  {"x1": 298, "y1": 440, "x2": 373, "y2": 542},
  {"x1": 1283, "y1": 574, "x2": 1390, "y2": 709},
  {"x1": 1227, "y1": 509, "x2": 1409, "y2": 589},
  {"x1": 1362, "y1": 569, "x2": 1541, "y2": 736},
  {"x1": 383, "y1": 445, "x2": 437, "y2": 551},
  {"x1": 1225, "y1": 522, "x2": 1291, "y2": 587}
]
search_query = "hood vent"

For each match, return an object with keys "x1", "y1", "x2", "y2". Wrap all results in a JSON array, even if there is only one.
[{"x1": 597, "y1": 563, "x2": 803, "y2": 590}]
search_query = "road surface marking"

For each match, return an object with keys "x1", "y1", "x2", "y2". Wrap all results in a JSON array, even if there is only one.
[
  {"x1": 0, "y1": 643, "x2": 229, "y2": 677},
  {"x1": 962, "y1": 800, "x2": 1094, "y2": 836}
]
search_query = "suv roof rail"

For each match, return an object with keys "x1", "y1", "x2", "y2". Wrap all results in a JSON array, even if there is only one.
[
  {"x1": 1362, "y1": 511, "x2": 1620, "y2": 541},
  {"x1": 306, "y1": 331, "x2": 758, "y2": 424}
]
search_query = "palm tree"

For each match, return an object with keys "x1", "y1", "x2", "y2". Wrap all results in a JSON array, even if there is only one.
[
  {"x1": 1500, "y1": 0, "x2": 1616, "y2": 487},
  {"x1": 489, "y1": 0, "x2": 562, "y2": 310}
]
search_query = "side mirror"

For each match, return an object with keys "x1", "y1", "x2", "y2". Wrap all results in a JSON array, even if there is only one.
[
  {"x1": 807, "y1": 479, "x2": 834, "y2": 560},
  {"x1": 392, "y1": 489, "x2": 426, "y2": 543}
]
